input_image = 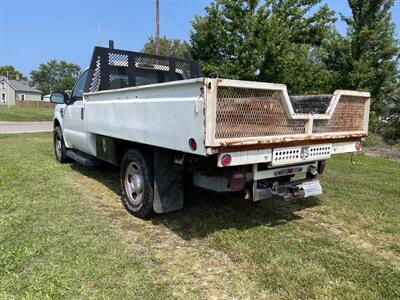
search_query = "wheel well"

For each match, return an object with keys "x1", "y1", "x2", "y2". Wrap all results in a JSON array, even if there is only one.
[
  {"x1": 114, "y1": 138, "x2": 153, "y2": 166},
  {"x1": 54, "y1": 119, "x2": 60, "y2": 128}
]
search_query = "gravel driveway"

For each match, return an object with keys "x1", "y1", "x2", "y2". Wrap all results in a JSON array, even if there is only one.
[{"x1": 0, "y1": 121, "x2": 53, "y2": 134}]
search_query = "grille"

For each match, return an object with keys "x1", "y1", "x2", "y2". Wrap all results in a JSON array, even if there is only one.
[
  {"x1": 215, "y1": 87, "x2": 305, "y2": 139},
  {"x1": 313, "y1": 96, "x2": 367, "y2": 133},
  {"x1": 272, "y1": 144, "x2": 332, "y2": 166}
]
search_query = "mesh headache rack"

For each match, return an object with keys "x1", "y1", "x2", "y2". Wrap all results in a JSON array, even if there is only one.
[{"x1": 84, "y1": 46, "x2": 200, "y2": 93}]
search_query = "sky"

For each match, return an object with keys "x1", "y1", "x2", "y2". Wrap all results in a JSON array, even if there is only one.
[{"x1": 1, "y1": 0, "x2": 399, "y2": 76}]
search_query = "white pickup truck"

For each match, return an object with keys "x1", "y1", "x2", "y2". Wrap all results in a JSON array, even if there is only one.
[{"x1": 51, "y1": 45, "x2": 370, "y2": 218}]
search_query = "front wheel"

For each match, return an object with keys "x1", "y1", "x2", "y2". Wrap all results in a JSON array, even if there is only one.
[
  {"x1": 53, "y1": 126, "x2": 70, "y2": 163},
  {"x1": 120, "y1": 149, "x2": 154, "y2": 219}
]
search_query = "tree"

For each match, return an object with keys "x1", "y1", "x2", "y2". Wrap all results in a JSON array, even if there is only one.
[
  {"x1": 141, "y1": 35, "x2": 191, "y2": 58},
  {"x1": 342, "y1": 0, "x2": 399, "y2": 114},
  {"x1": 30, "y1": 60, "x2": 81, "y2": 95},
  {"x1": 190, "y1": 0, "x2": 339, "y2": 94},
  {"x1": 0, "y1": 65, "x2": 25, "y2": 80}
]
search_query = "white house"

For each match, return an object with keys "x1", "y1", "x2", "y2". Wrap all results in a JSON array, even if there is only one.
[
  {"x1": 0, "y1": 76, "x2": 42, "y2": 106},
  {"x1": 43, "y1": 94, "x2": 51, "y2": 102}
]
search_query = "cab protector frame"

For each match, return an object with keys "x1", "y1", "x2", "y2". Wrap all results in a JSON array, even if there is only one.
[{"x1": 84, "y1": 46, "x2": 200, "y2": 93}]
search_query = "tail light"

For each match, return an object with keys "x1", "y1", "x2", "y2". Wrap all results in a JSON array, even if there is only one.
[
  {"x1": 355, "y1": 142, "x2": 362, "y2": 152},
  {"x1": 189, "y1": 138, "x2": 197, "y2": 151},
  {"x1": 221, "y1": 154, "x2": 232, "y2": 166},
  {"x1": 229, "y1": 171, "x2": 246, "y2": 191}
]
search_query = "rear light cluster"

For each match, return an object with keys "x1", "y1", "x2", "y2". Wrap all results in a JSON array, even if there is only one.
[
  {"x1": 221, "y1": 154, "x2": 232, "y2": 166},
  {"x1": 355, "y1": 142, "x2": 362, "y2": 152},
  {"x1": 189, "y1": 138, "x2": 197, "y2": 151},
  {"x1": 229, "y1": 171, "x2": 246, "y2": 191}
]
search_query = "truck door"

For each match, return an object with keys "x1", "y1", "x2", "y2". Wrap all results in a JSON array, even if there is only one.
[{"x1": 63, "y1": 70, "x2": 89, "y2": 152}]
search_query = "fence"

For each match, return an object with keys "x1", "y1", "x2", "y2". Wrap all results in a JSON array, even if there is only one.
[{"x1": 15, "y1": 100, "x2": 55, "y2": 109}]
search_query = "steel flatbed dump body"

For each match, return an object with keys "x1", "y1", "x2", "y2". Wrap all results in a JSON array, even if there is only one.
[
  {"x1": 84, "y1": 77, "x2": 369, "y2": 157},
  {"x1": 51, "y1": 45, "x2": 370, "y2": 218}
]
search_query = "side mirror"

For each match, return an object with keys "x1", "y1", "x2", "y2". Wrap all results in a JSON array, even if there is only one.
[{"x1": 50, "y1": 92, "x2": 69, "y2": 104}]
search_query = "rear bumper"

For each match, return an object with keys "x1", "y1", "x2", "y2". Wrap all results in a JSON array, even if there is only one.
[
  {"x1": 251, "y1": 178, "x2": 323, "y2": 202},
  {"x1": 217, "y1": 140, "x2": 362, "y2": 167}
]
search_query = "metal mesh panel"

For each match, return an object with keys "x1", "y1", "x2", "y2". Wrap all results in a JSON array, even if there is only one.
[
  {"x1": 109, "y1": 53, "x2": 128, "y2": 67},
  {"x1": 135, "y1": 56, "x2": 169, "y2": 72},
  {"x1": 134, "y1": 56, "x2": 170, "y2": 86},
  {"x1": 109, "y1": 66, "x2": 129, "y2": 89},
  {"x1": 89, "y1": 56, "x2": 101, "y2": 92},
  {"x1": 215, "y1": 87, "x2": 305, "y2": 139},
  {"x1": 313, "y1": 96, "x2": 367, "y2": 133},
  {"x1": 175, "y1": 60, "x2": 192, "y2": 79},
  {"x1": 84, "y1": 46, "x2": 200, "y2": 93}
]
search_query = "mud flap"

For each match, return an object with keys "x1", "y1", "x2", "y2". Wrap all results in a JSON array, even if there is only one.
[{"x1": 153, "y1": 149, "x2": 184, "y2": 214}]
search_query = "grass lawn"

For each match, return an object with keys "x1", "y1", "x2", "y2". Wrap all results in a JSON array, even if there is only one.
[
  {"x1": 1, "y1": 133, "x2": 399, "y2": 299},
  {"x1": 0, "y1": 106, "x2": 53, "y2": 122}
]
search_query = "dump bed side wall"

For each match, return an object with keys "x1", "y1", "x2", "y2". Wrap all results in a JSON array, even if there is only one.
[
  {"x1": 205, "y1": 78, "x2": 370, "y2": 149},
  {"x1": 84, "y1": 79, "x2": 207, "y2": 156}
]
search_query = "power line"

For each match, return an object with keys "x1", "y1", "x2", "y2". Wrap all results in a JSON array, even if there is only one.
[{"x1": 159, "y1": 2, "x2": 188, "y2": 34}]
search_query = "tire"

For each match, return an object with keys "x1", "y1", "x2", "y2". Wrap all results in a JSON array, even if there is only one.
[
  {"x1": 53, "y1": 126, "x2": 70, "y2": 163},
  {"x1": 120, "y1": 149, "x2": 154, "y2": 219}
]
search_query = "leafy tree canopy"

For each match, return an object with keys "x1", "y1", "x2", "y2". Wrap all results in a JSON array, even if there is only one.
[
  {"x1": 141, "y1": 35, "x2": 191, "y2": 58},
  {"x1": 0, "y1": 65, "x2": 25, "y2": 80},
  {"x1": 190, "y1": 0, "x2": 340, "y2": 95},
  {"x1": 30, "y1": 60, "x2": 81, "y2": 95},
  {"x1": 341, "y1": 0, "x2": 400, "y2": 114}
]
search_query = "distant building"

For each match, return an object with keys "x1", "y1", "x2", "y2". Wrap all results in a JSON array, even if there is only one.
[{"x1": 0, "y1": 76, "x2": 42, "y2": 106}]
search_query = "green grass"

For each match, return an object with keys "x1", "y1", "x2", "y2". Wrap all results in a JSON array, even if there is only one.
[
  {"x1": 1, "y1": 133, "x2": 399, "y2": 299},
  {"x1": 362, "y1": 134, "x2": 382, "y2": 147},
  {"x1": 0, "y1": 106, "x2": 53, "y2": 122}
]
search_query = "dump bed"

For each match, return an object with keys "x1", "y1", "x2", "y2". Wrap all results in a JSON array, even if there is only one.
[
  {"x1": 84, "y1": 77, "x2": 370, "y2": 157},
  {"x1": 205, "y1": 79, "x2": 370, "y2": 150}
]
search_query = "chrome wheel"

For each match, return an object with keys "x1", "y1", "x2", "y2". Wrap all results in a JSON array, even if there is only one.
[
  {"x1": 125, "y1": 162, "x2": 144, "y2": 206},
  {"x1": 53, "y1": 126, "x2": 70, "y2": 164},
  {"x1": 55, "y1": 134, "x2": 62, "y2": 159}
]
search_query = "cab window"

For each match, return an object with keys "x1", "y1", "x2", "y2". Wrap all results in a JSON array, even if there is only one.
[{"x1": 70, "y1": 70, "x2": 89, "y2": 102}]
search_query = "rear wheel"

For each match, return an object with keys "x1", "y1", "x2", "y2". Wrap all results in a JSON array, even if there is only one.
[
  {"x1": 120, "y1": 149, "x2": 154, "y2": 219},
  {"x1": 53, "y1": 126, "x2": 70, "y2": 163}
]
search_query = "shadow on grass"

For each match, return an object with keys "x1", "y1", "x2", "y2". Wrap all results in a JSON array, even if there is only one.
[{"x1": 70, "y1": 162, "x2": 321, "y2": 240}]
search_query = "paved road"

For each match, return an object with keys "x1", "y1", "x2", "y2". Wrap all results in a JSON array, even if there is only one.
[{"x1": 0, "y1": 121, "x2": 53, "y2": 134}]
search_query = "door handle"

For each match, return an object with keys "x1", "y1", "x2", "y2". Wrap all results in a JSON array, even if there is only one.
[{"x1": 81, "y1": 107, "x2": 84, "y2": 120}]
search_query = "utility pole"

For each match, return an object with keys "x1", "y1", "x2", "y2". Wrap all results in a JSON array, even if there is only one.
[{"x1": 156, "y1": 0, "x2": 160, "y2": 55}]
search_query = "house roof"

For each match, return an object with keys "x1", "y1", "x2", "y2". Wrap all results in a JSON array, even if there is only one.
[{"x1": 0, "y1": 76, "x2": 42, "y2": 93}]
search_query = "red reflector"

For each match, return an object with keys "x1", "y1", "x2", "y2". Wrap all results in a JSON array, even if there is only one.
[
  {"x1": 189, "y1": 138, "x2": 197, "y2": 151},
  {"x1": 221, "y1": 154, "x2": 232, "y2": 166},
  {"x1": 287, "y1": 168, "x2": 294, "y2": 174},
  {"x1": 355, "y1": 142, "x2": 362, "y2": 152}
]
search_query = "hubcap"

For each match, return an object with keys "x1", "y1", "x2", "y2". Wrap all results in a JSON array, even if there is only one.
[
  {"x1": 125, "y1": 162, "x2": 144, "y2": 206},
  {"x1": 55, "y1": 135, "x2": 62, "y2": 158}
]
